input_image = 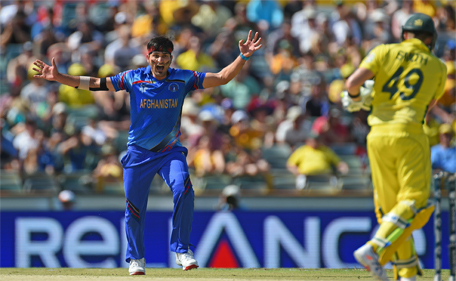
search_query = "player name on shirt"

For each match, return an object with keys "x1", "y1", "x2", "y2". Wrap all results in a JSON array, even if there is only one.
[
  {"x1": 396, "y1": 51, "x2": 428, "y2": 65},
  {"x1": 140, "y1": 98, "x2": 179, "y2": 109}
]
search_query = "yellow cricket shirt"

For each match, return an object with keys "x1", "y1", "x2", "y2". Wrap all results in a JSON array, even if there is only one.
[
  {"x1": 287, "y1": 145, "x2": 340, "y2": 175},
  {"x1": 360, "y1": 39, "x2": 447, "y2": 128}
]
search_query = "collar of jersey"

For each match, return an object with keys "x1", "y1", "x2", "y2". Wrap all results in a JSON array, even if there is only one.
[
  {"x1": 145, "y1": 65, "x2": 175, "y2": 82},
  {"x1": 401, "y1": 38, "x2": 430, "y2": 53}
]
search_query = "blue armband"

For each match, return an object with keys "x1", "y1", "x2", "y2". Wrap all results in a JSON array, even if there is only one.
[{"x1": 240, "y1": 53, "x2": 250, "y2": 61}]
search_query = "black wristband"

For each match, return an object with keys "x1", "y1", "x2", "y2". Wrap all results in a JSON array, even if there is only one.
[
  {"x1": 349, "y1": 92, "x2": 360, "y2": 98},
  {"x1": 89, "y1": 77, "x2": 109, "y2": 91},
  {"x1": 100, "y1": 77, "x2": 108, "y2": 90}
]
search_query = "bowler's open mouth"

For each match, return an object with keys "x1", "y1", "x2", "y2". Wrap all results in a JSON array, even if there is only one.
[{"x1": 156, "y1": 65, "x2": 164, "y2": 71}]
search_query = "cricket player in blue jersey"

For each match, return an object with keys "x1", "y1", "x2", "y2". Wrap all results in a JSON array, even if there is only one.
[{"x1": 33, "y1": 30, "x2": 262, "y2": 275}]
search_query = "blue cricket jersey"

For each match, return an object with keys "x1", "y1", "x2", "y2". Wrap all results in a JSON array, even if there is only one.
[{"x1": 110, "y1": 65, "x2": 206, "y2": 151}]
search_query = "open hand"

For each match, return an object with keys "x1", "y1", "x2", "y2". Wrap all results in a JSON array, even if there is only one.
[
  {"x1": 32, "y1": 58, "x2": 59, "y2": 81},
  {"x1": 239, "y1": 30, "x2": 262, "y2": 58}
]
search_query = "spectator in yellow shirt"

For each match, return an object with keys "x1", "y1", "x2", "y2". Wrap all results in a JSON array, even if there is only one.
[
  {"x1": 176, "y1": 36, "x2": 215, "y2": 72},
  {"x1": 286, "y1": 134, "x2": 348, "y2": 189}
]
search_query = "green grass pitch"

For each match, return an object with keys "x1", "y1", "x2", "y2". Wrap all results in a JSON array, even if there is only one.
[{"x1": 0, "y1": 268, "x2": 450, "y2": 280}]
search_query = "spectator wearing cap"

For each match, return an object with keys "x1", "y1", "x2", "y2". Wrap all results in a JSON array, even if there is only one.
[
  {"x1": 217, "y1": 185, "x2": 246, "y2": 211},
  {"x1": 431, "y1": 124, "x2": 456, "y2": 174},
  {"x1": 58, "y1": 63, "x2": 95, "y2": 107},
  {"x1": 58, "y1": 190, "x2": 76, "y2": 210},
  {"x1": 275, "y1": 105, "x2": 310, "y2": 148},
  {"x1": 287, "y1": 133, "x2": 349, "y2": 190}
]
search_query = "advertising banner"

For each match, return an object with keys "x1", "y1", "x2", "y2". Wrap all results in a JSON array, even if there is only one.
[{"x1": 0, "y1": 211, "x2": 451, "y2": 269}]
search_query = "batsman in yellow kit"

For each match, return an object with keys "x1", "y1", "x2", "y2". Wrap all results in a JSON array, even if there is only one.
[{"x1": 341, "y1": 13, "x2": 448, "y2": 281}]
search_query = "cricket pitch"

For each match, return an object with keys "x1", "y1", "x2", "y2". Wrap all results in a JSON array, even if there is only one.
[{"x1": 0, "y1": 268, "x2": 451, "y2": 281}]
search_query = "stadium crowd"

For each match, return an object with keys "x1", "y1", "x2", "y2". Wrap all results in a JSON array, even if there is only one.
[{"x1": 0, "y1": 0, "x2": 455, "y2": 194}]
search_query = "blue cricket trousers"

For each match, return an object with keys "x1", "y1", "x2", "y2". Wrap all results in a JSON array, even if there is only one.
[{"x1": 121, "y1": 144, "x2": 194, "y2": 263}]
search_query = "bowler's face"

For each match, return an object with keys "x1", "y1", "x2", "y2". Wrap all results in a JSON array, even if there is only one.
[{"x1": 148, "y1": 51, "x2": 172, "y2": 80}]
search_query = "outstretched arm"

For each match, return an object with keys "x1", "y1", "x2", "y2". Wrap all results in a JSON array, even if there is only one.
[
  {"x1": 202, "y1": 30, "x2": 262, "y2": 89},
  {"x1": 33, "y1": 58, "x2": 116, "y2": 91}
]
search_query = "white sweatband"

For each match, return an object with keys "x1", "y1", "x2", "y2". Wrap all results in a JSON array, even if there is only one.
[{"x1": 78, "y1": 76, "x2": 91, "y2": 90}]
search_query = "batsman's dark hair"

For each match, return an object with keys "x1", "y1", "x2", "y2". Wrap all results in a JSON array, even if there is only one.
[{"x1": 147, "y1": 36, "x2": 174, "y2": 54}]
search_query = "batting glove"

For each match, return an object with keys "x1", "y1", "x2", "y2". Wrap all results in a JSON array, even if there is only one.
[{"x1": 341, "y1": 80, "x2": 375, "y2": 112}]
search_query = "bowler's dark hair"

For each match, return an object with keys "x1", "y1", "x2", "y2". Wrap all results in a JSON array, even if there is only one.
[{"x1": 147, "y1": 36, "x2": 174, "y2": 54}]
